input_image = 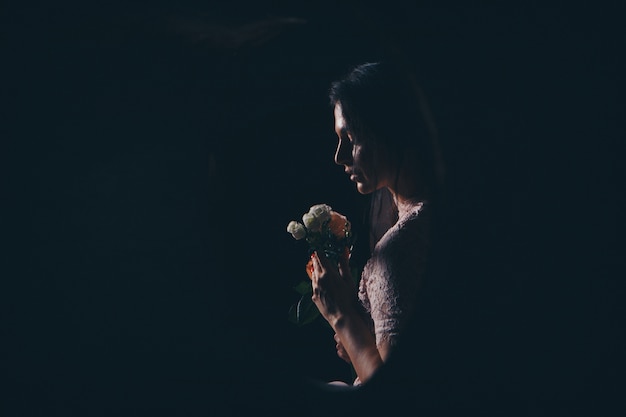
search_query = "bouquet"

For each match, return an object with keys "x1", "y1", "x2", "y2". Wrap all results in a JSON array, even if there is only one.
[{"x1": 286, "y1": 204, "x2": 356, "y2": 326}]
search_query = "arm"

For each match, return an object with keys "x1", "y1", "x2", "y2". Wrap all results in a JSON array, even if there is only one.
[
  {"x1": 311, "y1": 252, "x2": 390, "y2": 383},
  {"x1": 332, "y1": 307, "x2": 387, "y2": 382},
  {"x1": 333, "y1": 333, "x2": 352, "y2": 364},
  {"x1": 316, "y1": 208, "x2": 428, "y2": 383}
]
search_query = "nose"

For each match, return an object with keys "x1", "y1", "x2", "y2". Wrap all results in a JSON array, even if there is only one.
[{"x1": 334, "y1": 138, "x2": 352, "y2": 166}]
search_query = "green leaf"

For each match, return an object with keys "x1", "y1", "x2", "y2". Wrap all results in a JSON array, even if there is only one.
[
  {"x1": 287, "y1": 303, "x2": 299, "y2": 324},
  {"x1": 296, "y1": 295, "x2": 320, "y2": 326},
  {"x1": 293, "y1": 280, "x2": 312, "y2": 295}
]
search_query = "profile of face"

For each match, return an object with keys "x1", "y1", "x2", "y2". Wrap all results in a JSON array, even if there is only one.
[{"x1": 333, "y1": 102, "x2": 391, "y2": 195}]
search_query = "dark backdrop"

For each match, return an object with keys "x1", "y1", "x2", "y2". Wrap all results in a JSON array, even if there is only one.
[{"x1": 3, "y1": 1, "x2": 624, "y2": 416}]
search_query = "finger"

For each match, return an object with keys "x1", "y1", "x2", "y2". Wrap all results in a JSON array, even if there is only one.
[
  {"x1": 312, "y1": 286, "x2": 320, "y2": 302},
  {"x1": 310, "y1": 256, "x2": 319, "y2": 287},
  {"x1": 311, "y1": 263, "x2": 321, "y2": 300},
  {"x1": 312, "y1": 252, "x2": 326, "y2": 277},
  {"x1": 315, "y1": 251, "x2": 331, "y2": 268},
  {"x1": 311, "y1": 252, "x2": 319, "y2": 277},
  {"x1": 338, "y1": 250, "x2": 354, "y2": 283},
  {"x1": 337, "y1": 346, "x2": 350, "y2": 363},
  {"x1": 338, "y1": 255, "x2": 351, "y2": 280}
]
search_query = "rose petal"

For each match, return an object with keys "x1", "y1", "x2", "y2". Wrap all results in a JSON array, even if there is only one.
[
  {"x1": 306, "y1": 259, "x2": 314, "y2": 280},
  {"x1": 328, "y1": 211, "x2": 349, "y2": 238}
]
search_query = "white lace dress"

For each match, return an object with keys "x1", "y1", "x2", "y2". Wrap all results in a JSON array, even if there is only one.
[{"x1": 354, "y1": 201, "x2": 429, "y2": 385}]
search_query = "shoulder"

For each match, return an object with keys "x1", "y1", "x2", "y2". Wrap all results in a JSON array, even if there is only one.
[
  {"x1": 361, "y1": 209, "x2": 427, "y2": 288},
  {"x1": 374, "y1": 204, "x2": 430, "y2": 259}
]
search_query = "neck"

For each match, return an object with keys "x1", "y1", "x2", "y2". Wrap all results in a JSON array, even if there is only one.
[
  {"x1": 385, "y1": 161, "x2": 429, "y2": 218},
  {"x1": 390, "y1": 190, "x2": 425, "y2": 219}
]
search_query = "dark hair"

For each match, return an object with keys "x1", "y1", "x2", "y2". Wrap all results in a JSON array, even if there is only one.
[
  {"x1": 329, "y1": 61, "x2": 443, "y2": 196},
  {"x1": 329, "y1": 62, "x2": 445, "y2": 249}
]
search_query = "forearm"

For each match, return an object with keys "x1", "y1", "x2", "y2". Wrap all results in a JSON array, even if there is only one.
[{"x1": 331, "y1": 311, "x2": 384, "y2": 383}]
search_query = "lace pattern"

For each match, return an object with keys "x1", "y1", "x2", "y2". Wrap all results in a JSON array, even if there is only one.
[{"x1": 358, "y1": 202, "x2": 429, "y2": 351}]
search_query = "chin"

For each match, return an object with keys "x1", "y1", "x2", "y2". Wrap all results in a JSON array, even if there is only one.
[{"x1": 356, "y1": 183, "x2": 375, "y2": 195}]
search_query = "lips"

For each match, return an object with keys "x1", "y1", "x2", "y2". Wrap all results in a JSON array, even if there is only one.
[
  {"x1": 345, "y1": 169, "x2": 360, "y2": 182},
  {"x1": 349, "y1": 172, "x2": 363, "y2": 182}
]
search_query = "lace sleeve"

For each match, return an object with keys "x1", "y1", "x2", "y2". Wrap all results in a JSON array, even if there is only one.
[{"x1": 358, "y1": 209, "x2": 429, "y2": 351}]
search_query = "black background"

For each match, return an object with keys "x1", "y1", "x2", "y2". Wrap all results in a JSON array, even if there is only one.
[{"x1": 3, "y1": 1, "x2": 624, "y2": 416}]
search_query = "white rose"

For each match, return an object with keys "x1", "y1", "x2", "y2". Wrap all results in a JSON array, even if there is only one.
[
  {"x1": 287, "y1": 221, "x2": 306, "y2": 240},
  {"x1": 309, "y1": 204, "x2": 332, "y2": 224},
  {"x1": 302, "y1": 212, "x2": 322, "y2": 232}
]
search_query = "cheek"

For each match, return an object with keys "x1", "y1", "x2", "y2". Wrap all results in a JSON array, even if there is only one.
[{"x1": 354, "y1": 148, "x2": 373, "y2": 174}]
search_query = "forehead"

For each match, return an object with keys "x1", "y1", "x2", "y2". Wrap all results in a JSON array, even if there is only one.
[{"x1": 333, "y1": 103, "x2": 346, "y2": 132}]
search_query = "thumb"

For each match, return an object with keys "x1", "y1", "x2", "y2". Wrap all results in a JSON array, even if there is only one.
[{"x1": 338, "y1": 247, "x2": 351, "y2": 280}]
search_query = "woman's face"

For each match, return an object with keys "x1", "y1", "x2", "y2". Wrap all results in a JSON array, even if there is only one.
[{"x1": 333, "y1": 102, "x2": 391, "y2": 195}]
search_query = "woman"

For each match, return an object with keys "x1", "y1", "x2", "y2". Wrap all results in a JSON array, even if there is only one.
[{"x1": 310, "y1": 61, "x2": 444, "y2": 385}]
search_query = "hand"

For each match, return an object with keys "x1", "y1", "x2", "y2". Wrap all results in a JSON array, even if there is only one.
[
  {"x1": 310, "y1": 250, "x2": 356, "y2": 328},
  {"x1": 334, "y1": 333, "x2": 351, "y2": 364}
]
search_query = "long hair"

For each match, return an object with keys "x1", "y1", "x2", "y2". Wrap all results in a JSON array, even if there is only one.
[{"x1": 329, "y1": 61, "x2": 445, "y2": 250}]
